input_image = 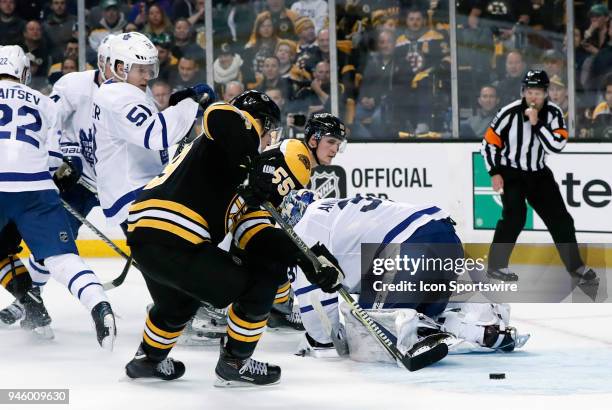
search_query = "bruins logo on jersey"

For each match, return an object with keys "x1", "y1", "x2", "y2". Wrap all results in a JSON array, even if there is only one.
[{"x1": 225, "y1": 194, "x2": 248, "y2": 234}]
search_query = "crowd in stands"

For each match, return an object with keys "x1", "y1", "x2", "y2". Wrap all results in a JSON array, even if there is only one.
[{"x1": 2, "y1": 0, "x2": 612, "y2": 139}]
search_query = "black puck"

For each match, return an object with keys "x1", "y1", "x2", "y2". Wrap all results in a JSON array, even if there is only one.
[{"x1": 489, "y1": 373, "x2": 506, "y2": 380}]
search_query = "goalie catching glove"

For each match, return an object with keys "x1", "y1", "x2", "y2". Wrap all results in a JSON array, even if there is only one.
[{"x1": 297, "y1": 243, "x2": 345, "y2": 293}]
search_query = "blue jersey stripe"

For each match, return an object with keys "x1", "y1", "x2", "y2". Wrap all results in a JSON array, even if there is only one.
[
  {"x1": 295, "y1": 284, "x2": 318, "y2": 296},
  {"x1": 0, "y1": 172, "x2": 52, "y2": 182},
  {"x1": 299, "y1": 296, "x2": 339, "y2": 313},
  {"x1": 103, "y1": 186, "x2": 143, "y2": 218},
  {"x1": 158, "y1": 113, "x2": 168, "y2": 148},
  {"x1": 48, "y1": 151, "x2": 63, "y2": 159},
  {"x1": 143, "y1": 120, "x2": 156, "y2": 149},
  {"x1": 381, "y1": 206, "x2": 441, "y2": 244}
]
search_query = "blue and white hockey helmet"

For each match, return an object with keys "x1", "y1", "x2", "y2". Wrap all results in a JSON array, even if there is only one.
[
  {"x1": 0, "y1": 45, "x2": 30, "y2": 85},
  {"x1": 280, "y1": 189, "x2": 319, "y2": 227}
]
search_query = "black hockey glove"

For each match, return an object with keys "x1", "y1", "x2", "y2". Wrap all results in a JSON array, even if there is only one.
[
  {"x1": 169, "y1": 84, "x2": 217, "y2": 108},
  {"x1": 237, "y1": 151, "x2": 284, "y2": 208},
  {"x1": 53, "y1": 156, "x2": 82, "y2": 193},
  {"x1": 168, "y1": 87, "x2": 197, "y2": 107},
  {"x1": 297, "y1": 243, "x2": 345, "y2": 293}
]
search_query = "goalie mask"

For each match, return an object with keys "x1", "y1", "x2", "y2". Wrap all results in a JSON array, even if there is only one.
[
  {"x1": 257, "y1": 139, "x2": 313, "y2": 207},
  {"x1": 280, "y1": 189, "x2": 319, "y2": 227}
]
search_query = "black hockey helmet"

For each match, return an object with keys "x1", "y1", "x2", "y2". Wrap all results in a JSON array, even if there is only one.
[
  {"x1": 305, "y1": 112, "x2": 347, "y2": 143},
  {"x1": 230, "y1": 90, "x2": 281, "y2": 134},
  {"x1": 522, "y1": 70, "x2": 550, "y2": 90}
]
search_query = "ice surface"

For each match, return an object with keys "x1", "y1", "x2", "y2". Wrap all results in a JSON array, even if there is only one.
[{"x1": 1, "y1": 259, "x2": 611, "y2": 410}]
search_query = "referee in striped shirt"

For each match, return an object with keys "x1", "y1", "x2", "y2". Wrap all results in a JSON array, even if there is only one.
[{"x1": 481, "y1": 70, "x2": 598, "y2": 285}]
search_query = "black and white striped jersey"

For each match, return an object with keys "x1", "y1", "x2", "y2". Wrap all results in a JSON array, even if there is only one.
[{"x1": 480, "y1": 98, "x2": 568, "y2": 175}]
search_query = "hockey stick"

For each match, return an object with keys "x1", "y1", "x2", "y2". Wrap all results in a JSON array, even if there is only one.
[
  {"x1": 60, "y1": 199, "x2": 138, "y2": 289},
  {"x1": 261, "y1": 201, "x2": 448, "y2": 371},
  {"x1": 310, "y1": 293, "x2": 349, "y2": 356}
]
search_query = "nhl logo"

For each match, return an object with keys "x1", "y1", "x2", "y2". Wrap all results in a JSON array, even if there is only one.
[
  {"x1": 59, "y1": 231, "x2": 69, "y2": 243},
  {"x1": 308, "y1": 166, "x2": 347, "y2": 199}
]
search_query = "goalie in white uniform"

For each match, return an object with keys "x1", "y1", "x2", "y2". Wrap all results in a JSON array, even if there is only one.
[
  {"x1": 91, "y1": 32, "x2": 211, "y2": 228},
  {"x1": 280, "y1": 190, "x2": 530, "y2": 362}
]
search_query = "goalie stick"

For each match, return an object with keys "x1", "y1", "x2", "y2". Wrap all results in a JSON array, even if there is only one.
[
  {"x1": 60, "y1": 199, "x2": 137, "y2": 290},
  {"x1": 262, "y1": 201, "x2": 448, "y2": 371}
]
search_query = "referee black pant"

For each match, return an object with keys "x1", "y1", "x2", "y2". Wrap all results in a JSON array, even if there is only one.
[
  {"x1": 130, "y1": 242, "x2": 288, "y2": 361},
  {"x1": 488, "y1": 166, "x2": 583, "y2": 273}
]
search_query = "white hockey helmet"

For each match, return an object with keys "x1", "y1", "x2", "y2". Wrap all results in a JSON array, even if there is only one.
[
  {"x1": 109, "y1": 32, "x2": 159, "y2": 82},
  {"x1": 97, "y1": 34, "x2": 115, "y2": 80},
  {"x1": 0, "y1": 45, "x2": 31, "y2": 85}
]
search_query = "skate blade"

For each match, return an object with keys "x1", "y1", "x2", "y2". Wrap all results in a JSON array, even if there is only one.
[
  {"x1": 177, "y1": 334, "x2": 222, "y2": 347},
  {"x1": 214, "y1": 376, "x2": 281, "y2": 388},
  {"x1": 31, "y1": 325, "x2": 55, "y2": 340}
]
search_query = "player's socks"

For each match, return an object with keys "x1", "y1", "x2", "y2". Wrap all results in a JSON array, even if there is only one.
[
  {"x1": 268, "y1": 286, "x2": 304, "y2": 331},
  {"x1": 28, "y1": 255, "x2": 51, "y2": 287},
  {"x1": 125, "y1": 344, "x2": 185, "y2": 381},
  {"x1": 91, "y1": 301, "x2": 116, "y2": 351},
  {"x1": 214, "y1": 336, "x2": 281, "y2": 387}
]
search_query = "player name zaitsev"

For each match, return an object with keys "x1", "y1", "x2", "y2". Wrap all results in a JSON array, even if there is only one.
[{"x1": 373, "y1": 281, "x2": 519, "y2": 293}]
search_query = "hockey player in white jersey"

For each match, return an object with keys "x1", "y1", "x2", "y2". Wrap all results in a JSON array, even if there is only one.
[
  {"x1": 280, "y1": 190, "x2": 529, "y2": 361},
  {"x1": 92, "y1": 32, "x2": 212, "y2": 228},
  {"x1": 0, "y1": 45, "x2": 116, "y2": 349},
  {"x1": 0, "y1": 35, "x2": 117, "y2": 324}
]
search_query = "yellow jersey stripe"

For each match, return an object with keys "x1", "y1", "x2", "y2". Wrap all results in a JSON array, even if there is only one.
[
  {"x1": 143, "y1": 332, "x2": 176, "y2": 350},
  {"x1": 228, "y1": 305, "x2": 267, "y2": 330},
  {"x1": 128, "y1": 219, "x2": 208, "y2": 245},
  {"x1": 237, "y1": 223, "x2": 272, "y2": 249},
  {"x1": 130, "y1": 199, "x2": 208, "y2": 228},
  {"x1": 227, "y1": 327, "x2": 263, "y2": 343},
  {"x1": 277, "y1": 282, "x2": 290, "y2": 293},
  {"x1": 146, "y1": 316, "x2": 183, "y2": 339},
  {"x1": 274, "y1": 295, "x2": 289, "y2": 304},
  {"x1": 0, "y1": 266, "x2": 26, "y2": 287}
]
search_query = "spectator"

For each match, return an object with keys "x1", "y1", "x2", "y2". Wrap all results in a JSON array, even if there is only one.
[
  {"x1": 123, "y1": 22, "x2": 139, "y2": 33},
  {"x1": 580, "y1": 4, "x2": 610, "y2": 57},
  {"x1": 541, "y1": 49, "x2": 565, "y2": 79},
  {"x1": 44, "y1": 0, "x2": 77, "y2": 56},
  {"x1": 460, "y1": 85, "x2": 499, "y2": 139},
  {"x1": 294, "y1": 17, "x2": 319, "y2": 74},
  {"x1": 548, "y1": 75, "x2": 568, "y2": 119},
  {"x1": 265, "y1": 87, "x2": 287, "y2": 130},
  {"x1": 169, "y1": 55, "x2": 200, "y2": 92},
  {"x1": 171, "y1": 18, "x2": 202, "y2": 62},
  {"x1": 222, "y1": 80, "x2": 245, "y2": 102},
  {"x1": 26, "y1": 52, "x2": 48, "y2": 91},
  {"x1": 261, "y1": 0, "x2": 298, "y2": 40},
  {"x1": 243, "y1": 12, "x2": 280, "y2": 87},
  {"x1": 48, "y1": 38, "x2": 94, "y2": 77},
  {"x1": 87, "y1": 0, "x2": 131, "y2": 29},
  {"x1": 21, "y1": 20, "x2": 51, "y2": 81},
  {"x1": 142, "y1": 3, "x2": 173, "y2": 42},
  {"x1": 275, "y1": 39, "x2": 298, "y2": 77},
  {"x1": 70, "y1": 21, "x2": 98, "y2": 67},
  {"x1": 291, "y1": 60, "x2": 343, "y2": 115},
  {"x1": 151, "y1": 80, "x2": 172, "y2": 110},
  {"x1": 0, "y1": 0, "x2": 25, "y2": 46},
  {"x1": 290, "y1": 0, "x2": 328, "y2": 34},
  {"x1": 353, "y1": 29, "x2": 396, "y2": 139},
  {"x1": 515, "y1": 0, "x2": 560, "y2": 32},
  {"x1": 213, "y1": 42, "x2": 243, "y2": 91},
  {"x1": 61, "y1": 56, "x2": 78, "y2": 75},
  {"x1": 395, "y1": 8, "x2": 446, "y2": 76},
  {"x1": 223, "y1": 0, "x2": 256, "y2": 46},
  {"x1": 592, "y1": 74, "x2": 612, "y2": 120},
  {"x1": 153, "y1": 37, "x2": 177, "y2": 82},
  {"x1": 15, "y1": 0, "x2": 43, "y2": 21},
  {"x1": 89, "y1": 0, "x2": 128, "y2": 51},
  {"x1": 128, "y1": 0, "x2": 172, "y2": 27},
  {"x1": 457, "y1": 7, "x2": 494, "y2": 110},
  {"x1": 589, "y1": 18, "x2": 612, "y2": 94},
  {"x1": 254, "y1": 56, "x2": 293, "y2": 101},
  {"x1": 494, "y1": 50, "x2": 526, "y2": 105}
]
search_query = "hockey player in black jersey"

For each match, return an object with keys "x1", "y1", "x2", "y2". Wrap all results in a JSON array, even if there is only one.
[{"x1": 124, "y1": 90, "x2": 345, "y2": 386}]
